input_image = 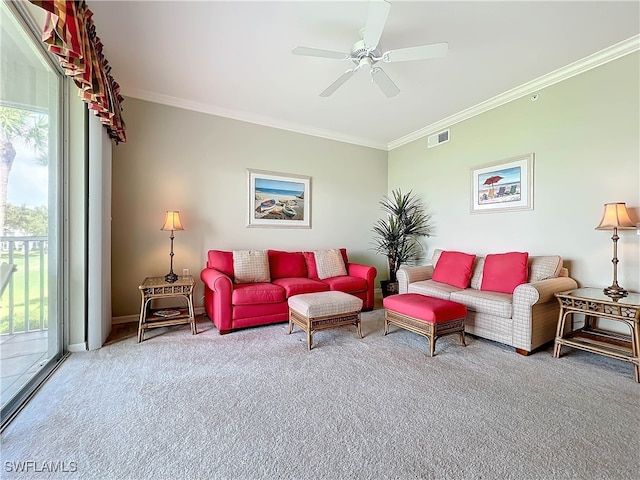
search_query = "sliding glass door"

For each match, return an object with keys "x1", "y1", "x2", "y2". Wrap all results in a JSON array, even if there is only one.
[{"x1": 1, "y1": 1, "x2": 65, "y2": 427}]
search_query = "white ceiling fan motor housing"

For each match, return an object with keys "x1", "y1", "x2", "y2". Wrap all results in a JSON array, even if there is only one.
[{"x1": 350, "y1": 39, "x2": 381, "y2": 67}]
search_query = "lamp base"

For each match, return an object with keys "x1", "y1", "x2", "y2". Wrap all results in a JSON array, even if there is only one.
[
  {"x1": 603, "y1": 285, "x2": 628, "y2": 299},
  {"x1": 165, "y1": 272, "x2": 178, "y2": 283}
]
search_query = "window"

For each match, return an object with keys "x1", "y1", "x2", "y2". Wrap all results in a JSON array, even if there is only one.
[{"x1": 1, "y1": 0, "x2": 66, "y2": 429}]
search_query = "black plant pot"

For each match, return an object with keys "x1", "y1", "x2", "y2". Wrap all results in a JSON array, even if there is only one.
[{"x1": 380, "y1": 280, "x2": 399, "y2": 298}]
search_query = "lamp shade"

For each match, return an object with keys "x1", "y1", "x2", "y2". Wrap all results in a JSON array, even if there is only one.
[
  {"x1": 595, "y1": 203, "x2": 635, "y2": 230},
  {"x1": 161, "y1": 211, "x2": 184, "y2": 231}
]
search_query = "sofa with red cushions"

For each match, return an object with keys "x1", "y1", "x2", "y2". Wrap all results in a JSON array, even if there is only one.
[
  {"x1": 396, "y1": 249, "x2": 577, "y2": 355},
  {"x1": 200, "y1": 248, "x2": 377, "y2": 334}
]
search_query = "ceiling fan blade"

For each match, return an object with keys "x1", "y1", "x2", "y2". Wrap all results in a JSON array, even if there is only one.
[
  {"x1": 371, "y1": 67, "x2": 400, "y2": 98},
  {"x1": 383, "y1": 42, "x2": 448, "y2": 63},
  {"x1": 292, "y1": 46, "x2": 350, "y2": 60},
  {"x1": 320, "y1": 69, "x2": 357, "y2": 97},
  {"x1": 363, "y1": 0, "x2": 391, "y2": 49}
]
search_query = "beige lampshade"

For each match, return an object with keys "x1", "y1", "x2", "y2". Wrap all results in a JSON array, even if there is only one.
[
  {"x1": 595, "y1": 203, "x2": 635, "y2": 230},
  {"x1": 161, "y1": 211, "x2": 184, "y2": 231}
]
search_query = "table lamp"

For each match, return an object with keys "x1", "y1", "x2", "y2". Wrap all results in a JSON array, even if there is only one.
[
  {"x1": 595, "y1": 202, "x2": 635, "y2": 298},
  {"x1": 161, "y1": 211, "x2": 184, "y2": 283}
]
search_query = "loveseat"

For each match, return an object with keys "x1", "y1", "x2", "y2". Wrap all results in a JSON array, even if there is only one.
[
  {"x1": 396, "y1": 249, "x2": 578, "y2": 355},
  {"x1": 201, "y1": 248, "x2": 376, "y2": 334}
]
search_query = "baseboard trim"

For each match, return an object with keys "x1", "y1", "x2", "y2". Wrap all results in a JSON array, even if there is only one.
[
  {"x1": 112, "y1": 314, "x2": 138, "y2": 325},
  {"x1": 68, "y1": 342, "x2": 87, "y2": 352}
]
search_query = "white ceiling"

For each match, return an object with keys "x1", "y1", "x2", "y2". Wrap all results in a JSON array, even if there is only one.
[{"x1": 86, "y1": 1, "x2": 640, "y2": 150}]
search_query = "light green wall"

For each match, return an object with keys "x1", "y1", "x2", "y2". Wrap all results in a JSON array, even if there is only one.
[
  {"x1": 111, "y1": 99, "x2": 388, "y2": 317},
  {"x1": 111, "y1": 52, "x2": 639, "y2": 319},
  {"x1": 389, "y1": 52, "x2": 640, "y2": 292}
]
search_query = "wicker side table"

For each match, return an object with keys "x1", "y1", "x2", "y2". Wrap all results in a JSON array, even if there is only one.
[
  {"x1": 138, "y1": 275, "x2": 196, "y2": 343},
  {"x1": 553, "y1": 287, "x2": 640, "y2": 382}
]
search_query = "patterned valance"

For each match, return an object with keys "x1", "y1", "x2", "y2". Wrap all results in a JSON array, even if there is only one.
[{"x1": 29, "y1": 0, "x2": 126, "y2": 143}]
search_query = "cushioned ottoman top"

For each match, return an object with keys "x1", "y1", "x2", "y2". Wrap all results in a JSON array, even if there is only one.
[
  {"x1": 288, "y1": 291, "x2": 363, "y2": 318},
  {"x1": 383, "y1": 293, "x2": 466, "y2": 323}
]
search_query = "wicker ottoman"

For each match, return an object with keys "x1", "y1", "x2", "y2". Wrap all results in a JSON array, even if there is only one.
[
  {"x1": 383, "y1": 293, "x2": 467, "y2": 357},
  {"x1": 288, "y1": 291, "x2": 363, "y2": 350}
]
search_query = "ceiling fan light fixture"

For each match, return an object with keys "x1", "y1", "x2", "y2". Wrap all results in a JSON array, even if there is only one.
[
  {"x1": 291, "y1": 0, "x2": 447, "y2": 97},
  {"x1": 358, "y1": 57, "x2": 373, "y2": 70}
]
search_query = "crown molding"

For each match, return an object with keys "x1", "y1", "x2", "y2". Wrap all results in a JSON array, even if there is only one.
[
  {"x1": 387, "y1": 34, "x2": 640, "y2": 151},
  {"x1": 121, "y1": 88, "x2": 388, "y2": 151},
  {"x1": 122, "y1": 35, "x2": 639, "y2": 153}
]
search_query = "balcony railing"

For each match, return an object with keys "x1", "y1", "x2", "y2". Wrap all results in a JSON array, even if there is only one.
[{"x1": 0, "y1": 236, "x2": 48, "y2": 335}]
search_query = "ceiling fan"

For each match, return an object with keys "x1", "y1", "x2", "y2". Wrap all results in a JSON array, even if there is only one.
[{"x1": 292, "y1": 0, "x2": 448, "y2": 98}]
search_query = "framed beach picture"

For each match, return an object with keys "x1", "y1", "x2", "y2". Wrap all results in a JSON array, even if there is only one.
[
  {"x1": 471, "y1": 153, "x2": 534, "y2": 214},
  {"x1": 247, "y1": 169, "x2": 311, "y2": 228}
]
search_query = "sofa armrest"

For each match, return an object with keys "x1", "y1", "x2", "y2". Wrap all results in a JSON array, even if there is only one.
[
  {"x1": 514, "y1": 276, "x2": 579, "y2": 306},
  {"x1": 397, "y1": 265, "x2": 434, "y2": 294},
  {"x1": 200, "y1": 267, "x2": 233, "y2": 333},
  {"x1": 511, "y1": 276, "x2": 578, "y2": 352},
  {"x1": 347, "y1": 263, "x2": 377, "y2": 310},
  {"x1": 201, "y1": 267, "x2": 233, "y2": 296},
  {"x1": 347, "y1": 262, "x2": 376, "y2": 280}
]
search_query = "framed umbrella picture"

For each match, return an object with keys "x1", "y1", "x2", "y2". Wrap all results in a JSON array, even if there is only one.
[{"x1": 471, "y1": 153, "x2": 534, "y2": 213}]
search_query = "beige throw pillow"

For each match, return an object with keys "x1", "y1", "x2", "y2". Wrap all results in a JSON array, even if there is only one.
[
  {"x1": 233, "y1": 250, "x2": 270, "y2": 284},
  {"x1": 529, "y1": 255, "x2": 562, "y2": 282},
  {"x1": 314, "y1": 249, "x2": 347, "y2": 280}
]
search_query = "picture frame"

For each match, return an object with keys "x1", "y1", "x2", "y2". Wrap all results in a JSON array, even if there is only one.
[
  {"x1": 247, "y1": 169, "x2": 311, "y2": 228},
  {"x1": 471, "y1": 153, "x2": 534, "y2": 214}
]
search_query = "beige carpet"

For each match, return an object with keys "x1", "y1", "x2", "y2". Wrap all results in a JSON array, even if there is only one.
[{"x1": 1, "y1": 308, "x2": 639, "y2": 480}]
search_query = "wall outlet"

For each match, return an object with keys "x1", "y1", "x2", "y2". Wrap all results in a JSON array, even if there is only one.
[{"x1": 183, "y1": 268, "x2": 190, "y2": 276}]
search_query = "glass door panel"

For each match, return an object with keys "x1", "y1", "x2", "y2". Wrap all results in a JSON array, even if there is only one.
[{"x1": 1, "y1": 1, "x2": 63, "y2": 426}]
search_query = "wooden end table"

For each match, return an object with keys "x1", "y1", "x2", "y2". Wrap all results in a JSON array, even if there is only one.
[
  {"x1": 553, "y1": 287, "x2": 640, "y2": 382},
  {"x1": 138, "y1": 275, "x2": 196, "y2": 343}
]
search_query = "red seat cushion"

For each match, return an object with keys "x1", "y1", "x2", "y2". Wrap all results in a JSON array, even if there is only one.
[
  {"x1": 272, "y1": 277, "x2": 329, "y2": 297},
  {"x1": 232, "y1": 283, "x2": 286, "y2": 305},
  {"x1": 383, "y1": 293, "x2": 466, "y2": 323},
  {"x1": 322, "y1": 275, "x2": 367, "y2": 294},
  {"x1": 480, "y1": 252, "x2": 529, "y2": 294},
  {"x1": 432, "y1": 250, "x2": 476, "y2": 288}
]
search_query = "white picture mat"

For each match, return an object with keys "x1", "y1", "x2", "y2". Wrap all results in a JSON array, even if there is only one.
[
  {"x1": 247, "y1": 169, "x2": 311, "y2": 228},
  {"x1": 471, "y1": 153, "x2": 534, "y2": 214}
]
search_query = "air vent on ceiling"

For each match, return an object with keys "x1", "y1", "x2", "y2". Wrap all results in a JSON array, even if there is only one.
[{"x1": 427, "y1": 129, "x2": 450, "y2": 148}]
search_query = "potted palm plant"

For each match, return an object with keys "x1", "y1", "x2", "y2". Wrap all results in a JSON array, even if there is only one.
[{"x1": 371, "y1": 189, "x2": 433, "y2": 297}]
